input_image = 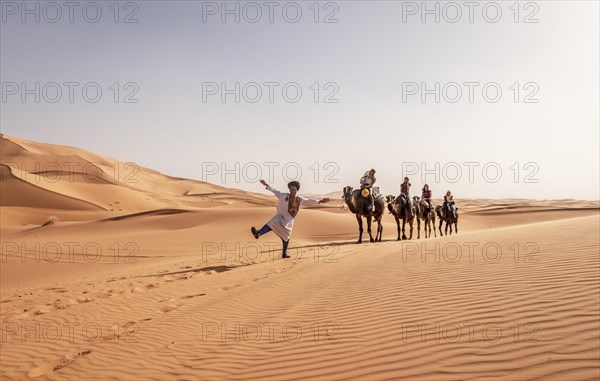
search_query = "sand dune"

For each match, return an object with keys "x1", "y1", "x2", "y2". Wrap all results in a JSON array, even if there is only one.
[
  {"x1": 1, "y1": 216, "x2": 598, "y2": 380},
  {"x1": 1, "y1": 135, "x2": 598, "y2": 380},
  {"x1": 0, "y1": 165, "x2": 103, "y2": 211},
  {"x1": 0, "y1": 134, "x2": 272, "y2": 215}
]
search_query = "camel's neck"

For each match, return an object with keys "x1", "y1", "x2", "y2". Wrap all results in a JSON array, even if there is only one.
[{"x1": 345, "y1": 197, "x2": 359, "y2": 214}]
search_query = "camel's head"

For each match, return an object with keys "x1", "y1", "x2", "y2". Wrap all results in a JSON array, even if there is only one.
[
  {"x1": 385, "y1": 195, "x2": 396, "y2": 204},
  {"x1": 342, "y1": 186, "x2": 353, "y2": 201},
  {"x1": 413, "y1": 196, "x2": 420, "y2": 203}
]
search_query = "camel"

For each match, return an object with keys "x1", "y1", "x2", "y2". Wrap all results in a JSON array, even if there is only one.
[
  {"x1": 435, "y1": 204, "x2": 459, "y2": 236},
  {"x1": 343, "y1": 186, "x2": 385, "y2": 243},
  {"x1": 386, "y1": 195, "x2": 419, "y2": 240},
  {"x1": 413, "y1": 196, "x2": 437, "y2": 239}
]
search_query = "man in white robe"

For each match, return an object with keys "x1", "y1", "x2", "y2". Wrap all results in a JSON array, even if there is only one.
[{"x1": 251, "y1": 179, "x2": 329, "y2": 258}]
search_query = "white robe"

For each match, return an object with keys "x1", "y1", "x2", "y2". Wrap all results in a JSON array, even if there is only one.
[{"x1": 265, "y1": 185, "x2": 319, "y2": 241}]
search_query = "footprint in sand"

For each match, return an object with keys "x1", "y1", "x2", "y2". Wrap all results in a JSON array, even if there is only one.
[
  {"x1": 95, "y1": 320, "x2": 148, "y2": 343},
  {"x1": 28, "y1": 350, "x2": 92, "y2": 378},
  {"x1": 46, "y1": 287, "x2": 69, "y2": 293},
  {"x1": 218, "y1": 284, "x2": 240, "y2": 291},
  {"x1": 52, "y1": 298, "x2": 78, "y2": 310},
  {"x1": 132, "y1": 283, "x2": 158, "y2": 293},
  {"x1": 98, "y1": 331, "x2": 121, "y2": 343},
  {"x1": 159, "y1": 305, "x2": 181, "y2": 313},
  {"x1": 33, "y1": 307, "x2": 50, "y2": 316},
  {"x1": 107, "y1": 276, "x2": 127, "y2": 283},
  {"x1": 179, "y1": 293, "x2": 206, "y2": 299},
  {"x1": 76, "y1": 295, "x2": 93, "y2": 303}
]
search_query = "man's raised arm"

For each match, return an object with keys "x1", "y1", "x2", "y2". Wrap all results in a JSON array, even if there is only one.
[{"x1": 260, "y1": 179, "x2": 282, "y2": 197}]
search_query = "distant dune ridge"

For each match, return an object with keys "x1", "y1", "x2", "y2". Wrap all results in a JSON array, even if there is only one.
[
  {"x1": 0, "y1": 134, "x2": 273, "y2": 214},
  {"x1": 0, "y1": 134, "x2": 599, "y2": 380}
]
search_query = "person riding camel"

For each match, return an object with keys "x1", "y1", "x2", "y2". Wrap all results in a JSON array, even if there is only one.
[
  {"x1": 422, "y1": 184, "x2": 432, "y2": 213},
  {"x1": 400, "y1": 176, "x2": 412, "y2": 215},
  {"x1": 444, "y1": 190, "x2": 457, "y2": 218},
  {"x1": 251, "y1": 180, "x2": 329, "y2": 259},
  {"x1": 359, "y1": 169, "x2": 377, "y2": 212}
]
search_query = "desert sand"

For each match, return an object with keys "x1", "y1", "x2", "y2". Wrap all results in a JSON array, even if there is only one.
[{"x1": 1, "y1": 134, "x2": 599, "y2": 380}]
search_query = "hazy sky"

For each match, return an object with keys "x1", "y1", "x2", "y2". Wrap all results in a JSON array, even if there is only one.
[{"x1": 1, "y1": 1, "x2": 598, "y2": 199}]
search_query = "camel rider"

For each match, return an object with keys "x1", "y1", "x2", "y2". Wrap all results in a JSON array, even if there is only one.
[
  {"x1": 444, "y1": 190, "x2": 457, "y2": 218},
  {"x1": 422, "y1": 184, "x2": 432, "y2": 213},
  {"x1": 359, "y1": 169, "x2": 377, "y2": 212},
  {"x1": 251, "y1": 180, "x2": 329, "y2": 259},
  {"x1": 400, "y1": 176, "x2": 412, "y2": 214}
]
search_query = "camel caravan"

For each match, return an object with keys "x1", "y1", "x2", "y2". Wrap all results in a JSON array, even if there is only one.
[{"x1": 342, "y1": 169, "x2": 458, "y2": 244}]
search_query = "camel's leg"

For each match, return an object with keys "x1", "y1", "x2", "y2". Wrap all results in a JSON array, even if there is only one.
[
  {"x1": 438, "y1": 219, "x2": 443, "y2": 236},
  {"x1": 367, "y1": 215, "x2": 374, "y2": 243},
  {"x1": 376, "y1": 217, "x2": 383, "y2": 242},
  {"x1": 455, "y1": 221, "x2": 458, "y2": 235},
  {"x1": 409, "y1": 218, "x2": 414, "y2": 240},
  {"x1": 401, "y1": 218, "x2": 407, "y2": 240},
  {"x1": 356, "y1": 215, "x2": 363, "y2": 244},
  {"x1": 416, "y1": 216, "x2": 420, "y2": 239},
  {"x1": 432, "y1": 215, "x2": 437, "y2": 238},
  {"x1": 396, "y1": 217, "x2": 401, "y2": 241}
]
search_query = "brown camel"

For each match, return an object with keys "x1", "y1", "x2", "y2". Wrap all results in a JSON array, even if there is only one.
[
  {"x1": 435, "y1": 204, "x2": 459, "y2": 236},
  {"x1": 343, "y1": 186, "x2": 384, "y2": 243},
  {"x1": 413, "y1": 196, "x2": 437, "y2": 238},
  {"x1": 386, "y1": 194, "x2": 419, "y2": 240}
]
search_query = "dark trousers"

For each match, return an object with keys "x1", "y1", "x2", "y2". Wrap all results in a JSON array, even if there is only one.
[{"x1": 257, "y1": 224, "x2": 290, "y2": 256}]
